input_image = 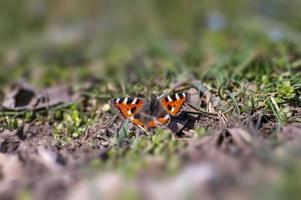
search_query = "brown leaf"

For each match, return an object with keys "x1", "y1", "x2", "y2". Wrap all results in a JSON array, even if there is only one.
[
  {"x1": 187, "y1": 87, "x2": 201, "y2": 107},
  {"x1": 1, "y1": 81, "x2": 76, "y2": 111},
  {"x1": 2, "y1": 81, "x2": 36, "y2": 110}
]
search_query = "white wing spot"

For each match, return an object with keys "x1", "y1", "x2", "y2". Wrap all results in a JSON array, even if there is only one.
[
  {"x1": 170, "y1": 107, "x2": 175, "y2": 113},
  {"x1": 123, "y1": 97, "x2": 128, "y2": 104},
  {"x1": 175, "y1": 93, "x2": 180, "y2": 100},
  {"x1": 132, "y1": 97, "x2": 137, "y2": 104},
  {"x1": 182, "y1": 93, "x2": 186, "y2": 97},
  {"x1": 167, "y1": 96, "x2": 172, "y2": 102}
]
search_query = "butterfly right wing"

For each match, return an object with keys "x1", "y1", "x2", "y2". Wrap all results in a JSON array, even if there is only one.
[{"x1": 160, "y1": 92, "x2": 189, "y2": 116}]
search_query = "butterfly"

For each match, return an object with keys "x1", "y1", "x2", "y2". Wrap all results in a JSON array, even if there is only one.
[{"x1": 109, "y1": 92, "x2": 190, "y2": 132}]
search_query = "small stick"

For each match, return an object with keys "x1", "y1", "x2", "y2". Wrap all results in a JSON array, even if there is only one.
[{"x1": 185, "y1": 103, "x2": 219, "y2": 117}]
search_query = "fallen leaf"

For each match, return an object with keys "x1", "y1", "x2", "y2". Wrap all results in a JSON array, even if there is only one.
[{"x1": 1, "y1": 81, "x2": 76, "y2": 111}]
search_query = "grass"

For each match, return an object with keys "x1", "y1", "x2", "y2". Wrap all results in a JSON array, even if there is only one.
[{"x1": 1, "y1": 31, "x2": 300, "y2": 166}]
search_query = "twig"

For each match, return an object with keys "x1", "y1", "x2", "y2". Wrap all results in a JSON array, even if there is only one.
[
  {"x1": 84, "y1": 115, "x2": 119, "y2": 141},
  {"x1": 185, "y1": 103, "x2": 218, "y2": 117}
]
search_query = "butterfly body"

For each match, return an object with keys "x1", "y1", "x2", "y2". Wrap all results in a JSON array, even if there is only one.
[{"x1": 110, "y1": 92, "x2": 189, "y2": 131}]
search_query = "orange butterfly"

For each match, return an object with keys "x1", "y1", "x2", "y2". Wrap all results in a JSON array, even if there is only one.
[{"x1": 110, "y1": 92, "x2": 189, "y2": 131}]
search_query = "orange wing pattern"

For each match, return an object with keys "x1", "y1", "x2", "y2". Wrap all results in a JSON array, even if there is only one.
[
  {"x1": 146, "y1": 120, "x2": 157, "y2": 129},
  {"x1": 110, "y1": 92, "x2": 188, "y2": 132},
  {"x1": 156, "y1": 114, "x2": 170, "y2": 125},
  {"x1": 129, "y1": 117, "x2": 157, "y2": 132},
  {"x1": 160, "y1": 92, "x2": 189, "y2": 116},
  {"x1": 110, "y1": 97, "x2": 144, "y2": 118},
  {"x1": 129, "y1": 116, "x2": 144, "y2": 127}
]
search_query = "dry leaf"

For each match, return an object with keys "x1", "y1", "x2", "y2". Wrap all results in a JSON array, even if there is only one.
[{"x1": 1, "y1": 81, "x2": 76, "y2": 111}]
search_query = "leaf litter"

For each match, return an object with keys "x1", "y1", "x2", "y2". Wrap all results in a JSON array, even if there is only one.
[
  {"x1": 1, "y1": 80, "x2": 76, "y2": 111},
  {"x1": 0, "y1": 77, "x2": 301, "y2": 200}
]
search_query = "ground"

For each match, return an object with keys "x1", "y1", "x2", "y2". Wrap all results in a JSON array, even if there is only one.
[{"x1": 0, "y1": 1, "x2": 301, "y2": 200}]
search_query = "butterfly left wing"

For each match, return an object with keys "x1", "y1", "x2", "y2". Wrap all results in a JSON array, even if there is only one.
[
  {"x1": 110, "y1": 97, "x2": 145, "y2": 119},
  {"x1": 160, "y1": 92, "x2": 189, "y2": 116}
]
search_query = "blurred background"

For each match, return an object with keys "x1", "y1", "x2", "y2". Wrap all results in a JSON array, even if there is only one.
[{"x1": 0, "y1": 0, "x2": 300, "y2": 87}]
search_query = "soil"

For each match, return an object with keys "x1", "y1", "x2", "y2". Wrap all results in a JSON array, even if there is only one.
[{"x1": 0, "y1": 86, "x2": 301, "y2": 200}]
